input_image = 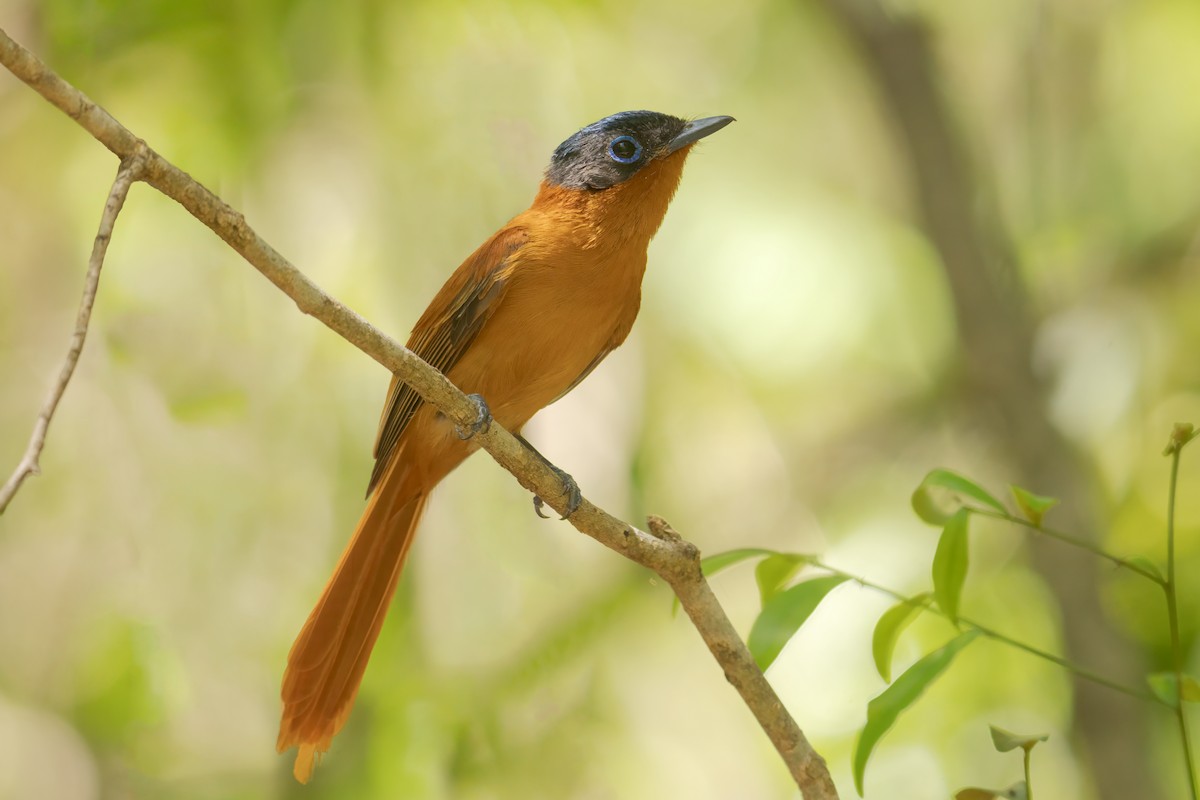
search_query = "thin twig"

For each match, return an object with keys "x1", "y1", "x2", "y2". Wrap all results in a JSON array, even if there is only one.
[
  {"x1": 972, "y1": 508, "x2": 1167, "y2": 587},
  {"x1": 0, "y1": 148, "x2": 146, "y2": 513},
  {"x1": 1164, "y1": 428, "x2": 1199, "y2": 798},
  {"x1": 1025, "y1": 745, "x2": 1035, "y2": 800},
  {"x1": 0, "y1": 27, "x2": 838, "y2": 798}
]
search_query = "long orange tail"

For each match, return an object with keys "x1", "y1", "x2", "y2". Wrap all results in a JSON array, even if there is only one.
[{"x1": 277, "y1": 463, "x2": 427, "y2": 783}]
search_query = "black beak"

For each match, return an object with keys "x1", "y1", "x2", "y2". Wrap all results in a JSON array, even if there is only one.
[{"x1": 666, "y1": 115, "x2": 735, "y2": 155}]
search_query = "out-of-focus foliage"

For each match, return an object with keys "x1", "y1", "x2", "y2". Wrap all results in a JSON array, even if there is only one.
[{"x1": 0, "y1": 0, "x2": 1198, "y2": 798}]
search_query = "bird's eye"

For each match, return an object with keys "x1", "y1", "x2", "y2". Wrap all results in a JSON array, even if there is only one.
[{"x1": 607, "y1": 135, "x2": 642, "y2": 164}]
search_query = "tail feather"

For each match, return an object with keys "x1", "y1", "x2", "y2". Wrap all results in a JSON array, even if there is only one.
[{"x1": 278, "y1": 466, "x2": 427, "y2": 783}]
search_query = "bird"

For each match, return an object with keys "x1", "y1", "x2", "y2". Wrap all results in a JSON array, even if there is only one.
[{"x1": 277, "y1": 110, "x2": 733, "y2": 782}]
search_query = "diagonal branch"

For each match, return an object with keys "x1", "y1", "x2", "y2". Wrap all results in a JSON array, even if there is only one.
[
  {"x1": 0, "y1": 27, "x2": 838, "y2": 798},
  {"x1": 0, "y1": 146, "x2": 147, "y2": 513}
]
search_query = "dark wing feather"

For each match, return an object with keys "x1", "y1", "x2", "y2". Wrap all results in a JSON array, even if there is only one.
[{"x1": 365, "y1": 226, "x2": 528, "y2": 495}]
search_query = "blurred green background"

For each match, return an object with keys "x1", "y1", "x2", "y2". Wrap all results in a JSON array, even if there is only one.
[{"x1": 1, "y1": 0, "x2": 1198, "y2": 798}]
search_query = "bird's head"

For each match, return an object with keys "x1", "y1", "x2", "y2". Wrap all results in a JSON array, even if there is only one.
[{"x1": 545, "y1": 110, "x2": 733, "y2": 192}]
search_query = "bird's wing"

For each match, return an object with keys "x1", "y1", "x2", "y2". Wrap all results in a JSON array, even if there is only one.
[{"x1": 366, "y1": 225, "x2": 529, "y2": 495}]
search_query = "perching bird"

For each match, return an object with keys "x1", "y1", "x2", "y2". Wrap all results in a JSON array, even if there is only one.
[{"x1": 277, "y1": 110, "x2": 733, "y2": 782}]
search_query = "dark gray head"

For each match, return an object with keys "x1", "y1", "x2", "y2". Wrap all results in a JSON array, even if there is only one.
[{"x1": 545, "y1": 111, "x2": 734, "y2": 191}]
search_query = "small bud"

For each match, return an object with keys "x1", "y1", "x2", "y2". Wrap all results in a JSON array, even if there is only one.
[{"x1": 1163, "y1": 422, "x2": 1196, "y2": 456}]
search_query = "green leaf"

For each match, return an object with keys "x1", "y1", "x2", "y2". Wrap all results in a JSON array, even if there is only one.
[
  {"x1": 990, "y1": 725, "x2": 1049, "y2": 753},
  {"x1": 747, "y1": 576, "x2": 848, "y2": 671},
  {"x1": 700, "y1": 548, "x2": 776, "y2": 577},
  {"x1": 853, "y1": 630, "x2": 980, "y2": 796},
  {"x1": 871, "y1": 593, "x2": 932, "y2": 682},
  {"x1": 955, "y1": 790, "x2": 1000, "y2": 800},
  {"x1": 956, "y1": 783, "x2": 1026, "y2": 800},
  {"x1": 1124, "y1": 556, "x2": 1165, "y2": 583},
  {"x1": 755, "y1": 553, "x2": 811, "y2": 606},
  {"x1": 912, "y1": 468, "x2": 1007, "y2": 525},
  {"x1": 1009, "y1": 485, "x2": 1059, "y2": 527},
  {"x1": 912, "y1": 484, "x2": 953, "y2": 525},
  {"x1": 1147, "y1": 672, "x2": 1200, "y2": 707},
  {"x1": 932, "y1": 509, "x2": 970, "y2": 622}
]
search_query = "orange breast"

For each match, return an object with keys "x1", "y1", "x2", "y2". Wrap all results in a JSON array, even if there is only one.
[
  {"x1": 446, "y1": 226, "x2": 647, "y2": 430},
  {"x1": 449, "y1": 145, "x2": 694, "y2": 429}
]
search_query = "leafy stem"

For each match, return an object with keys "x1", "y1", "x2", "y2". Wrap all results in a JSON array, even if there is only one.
[
  {"x1": 808, "y1": 560, "x2": 1156, "y2": 703},
  {"x1": 1165, "y1": 426, "x2": 1199, "y2": 799},
  {"x1": 1025, "y1": 744, "x2": 1034, "y2": 800},
  {"x1": 969, "y1": 508, "x2": 1167, "y2": 587}
]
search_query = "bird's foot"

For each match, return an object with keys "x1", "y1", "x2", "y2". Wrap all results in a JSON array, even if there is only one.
[
  {"x1": 533, "y1": 465, "x2": 583, "y2": 520},
  {"x1": 455, "y1": 394, "x2": 492, "y2": 440},
  {"x1": 516, "y1": 433, "x2": 583, "y2": 520}
]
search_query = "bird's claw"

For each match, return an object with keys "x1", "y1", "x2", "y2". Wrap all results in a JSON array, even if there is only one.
[
  {"x1": 533, "y1": 466, "x2": 582, "y2": 520},
  {"x1": 455, "y1": 394, "x2": 491, "y2": 440}
]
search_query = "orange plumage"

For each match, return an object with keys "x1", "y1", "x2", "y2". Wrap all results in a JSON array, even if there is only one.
[{"x1": 277, "y1": 111, "x2": 732, "y2": 781}]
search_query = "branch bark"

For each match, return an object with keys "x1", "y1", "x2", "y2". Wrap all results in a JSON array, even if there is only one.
[
  {"x1": 814, "y1": 3, "x2": 1153, "y2": 797},
  {"x1": 0, "y1": 27, "x2": 837, "y2": 799},
  {"x1": 0, "y1": 146, "x2": 146, "y2": 513}
]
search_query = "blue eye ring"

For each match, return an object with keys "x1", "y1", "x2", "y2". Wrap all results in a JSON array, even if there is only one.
[{"x1": 607, "y1": 135, "x2": 643, "y2": 164}]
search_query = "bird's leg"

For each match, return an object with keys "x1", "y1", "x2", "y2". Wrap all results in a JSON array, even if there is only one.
[
  {"x1": 515, "y1": 434, "x2": 582, "y2": 520},
  {"x1": 454, "y1": 394, "x2": 492, "y2": 440}
]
